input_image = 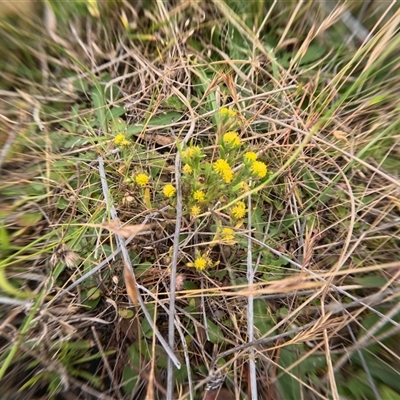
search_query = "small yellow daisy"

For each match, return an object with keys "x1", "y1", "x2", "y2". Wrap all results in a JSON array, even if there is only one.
[
  {"x1": 182, "y1": 146, "x2": 202, "y2": 160},
  {"x1": 190, "y1": 205, "x2": 201, "y2": 217},
  {"x1": 213, "y1": 159, "x2": 234, "y2": 183},
  {"x1": 244, "y1": 151, "x2": 258, "y2": 162},
  {"x1": 183, "y1": 164, "x2": 193, "y2": 174},
  {"x1": 135, "y1": 173, "x2": 149, "y2": 187},
  {"x1": 231, "y1": 201, "x2": 246, "y2": 219},
  {"x1": 221, "y1": 227, "x2": 235, "y2": 241},
  {"x1": 193, "y1": 190, "x2": 206, "y2": 202},
  {"x1": 193, "y1": 256, "x2": 207, "y2": 271},
  {"x1": 251, "y1": 161, "x2": 267, "y2": 178},
  {"x1": 220, "y1": 107, "x2": 237, "y2": 118},
  {"x1": 163, "y1": 184, "x2": 176, "y2": 198},
  {"x1": 222, "y1": 131, "x2": 241, "y2": 147},
  {"x1": 114, "y1": 133, "x2": 130, "y2": 147},
  {"x1": 220, "y1": 107, "x2": 229, "y2": 116}
]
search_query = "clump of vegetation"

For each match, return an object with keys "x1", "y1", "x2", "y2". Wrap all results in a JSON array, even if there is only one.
[{"x1": 1, "y1": 1, "x2": 400, "y2": 400}]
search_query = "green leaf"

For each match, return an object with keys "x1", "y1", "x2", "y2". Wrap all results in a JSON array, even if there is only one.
[
  {"x1": 16, "y1": 212, "x2": 42, "y2": 227},
  {"x1": 0, "y1": 223, "x2": 10, "y2": 254},
  {"x1": 353, "y1": 275, "x2": 387, "y2": 288},
  {"x1": 206, "y1": 318, "x2": 224, "y2": 344},
  {"x1": 253, "y1": 299, "x2": 274, "y2": 336},
  {"x1": 86, "y1": 287, "x2": 101, "y2": 300},
  {"x1": 163, "y1": 95, "x2": 186, "y2": 110},
  {"x1": 118, "y1": 308, "x2": 134, "y2": 319},
  {"x1": 380, "y1": 385, "x2": 400, "y2": 400},
  {"x1": 135, "y1": 262, "x2": 152, "y2": 275},
  {"x1": 276, "y1": 347, "x2": 302, "y2": 399},
  {"x1": 91, "y1": 86, "x2": 107, "y2": 132},
  {"x1": 122, "y1": 365, "x2": 139, "y2": 395},
  {"x1": 299, "y1": 44, "x2": 326, "y2": 65}
]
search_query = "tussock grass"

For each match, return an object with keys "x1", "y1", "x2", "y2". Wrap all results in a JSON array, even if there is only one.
[{"x1": 0, "y1": 1, "x2": 399, "y2": 399}]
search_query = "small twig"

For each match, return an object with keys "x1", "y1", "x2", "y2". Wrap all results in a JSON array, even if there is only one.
[
  {"x1": 166, "y1": 147, "x2": 183, "y2": 400},
  {"x1": 246, "y1": 190, "x2": 257, "y2": 400}
]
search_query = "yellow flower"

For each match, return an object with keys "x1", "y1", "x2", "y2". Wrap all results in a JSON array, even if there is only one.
[
  {"x1": 163, "y1": 184, "x2": 176, "y2": 198},
  {"x1": 135, "y1": 173, "x2": 149, "y2": 187},
  {"x1": 220, "y1": 107, "x2": 229, "y2": 116},
  {"x1": 244, "y1": 151, "x2": 258, "y2": 161},
  {"x1": 213, "y1": 159, "x2": 234, "y2": 183},
  {"x1": 182, "y1": 146, "x2": 202, "y2": 160},
  {"x1": 114, "y1": 133, "x2": 130, "y2": 147},
  {"x1": 193, "y1": 256, "x2": 207, "y2": 271},
  {"x1": 222, "y1": 131, "x2": 241, "y2": 147},
  {"x1": 187, "y1": 252, "x2": 212, "y2": 271},
  {"x1": 251, "y1": 161, "x2": 267, "y2": 178},
  {"x1": 190, "y1": 205, "x2": 201, "y2": 217},
  {"x1": 231, "y1": 201, "x2": 246, "y2": 219},
  {"x1": 241, "y1": 181, "x2": 250, "y2": 192},
  {"x1": 183, "y1": 164, "x2": 193, "y2": 174},
  {"x1": 220, "y1": 108, "x2": 237, "y2": 118},
  {"x1": 193, "y1": 190, "x2": 205, "y2": 202},
  {"x1": 221, "y1": 228, "x2": 235, "y2": 241}
]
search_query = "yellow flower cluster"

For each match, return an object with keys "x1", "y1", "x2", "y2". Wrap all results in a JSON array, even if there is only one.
[
  {"x1": 183, "y1": 164, "x2": 193, "y2": 174},
  {"x1": 213, "y1": 159, "x2": 234, "y2": 183},
  {"x1": 221, "y1": 227, "x2": 235, "y2": 241},
  {"x1": 223, "y1": 131, "x2": 241, "y2": 147},
  {"x1": 220, "y1": 107, "x2": 237, "y2": 118},
  {"x1": 193, "y1": 256, "x2": 207, "y2": 271},
  {"x1": 251, "y1": 161, "x2": 267, "y2": 178},
  {"x1": 189, "y1": 253, "x2": 212, "y2": 271},
  {"x1": 191, "y1": 205, "x2": 201, "y2": 217},
  {"x1": 114, "y1": 133, "x2": 130, "y2": 147},
  {"x1": 193, "y1": 190, "x2": 206, "y2": 202},
  {"x1": 135, "y1": 173, "x2": 149, "y2": 187},
  {"x1": 182, "y1": 146, "x2": 202, "y2": 159},
  {"x1": 244, "y1": 151, "x2": 258, "y2": 161},
  {"x1": 231, "y1": 201, "x2": 246, "y2": 219},
  {"x1": 163, "y1": 184, "x2": 176, "y2": 198}
]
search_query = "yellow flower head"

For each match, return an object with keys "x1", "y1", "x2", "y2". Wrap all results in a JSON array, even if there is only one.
[
  {"x1": 231, "y1": 201, "x2": 246, "y2": 219},
  {"x1": 220, "y1": 107, "x2": 229, "y2": 116},
  {"x1": 244, "y1": 151, "x2": 258, "y2": 162},
  {"x1": 182, "y1": 146, "x2": 202, "y2": 160},
  {"x1": 190, "y1": 205, "x2": 201, "y2": 217},
  {"x1": 114, "y1": 133, "x2": 130, "y2": 147},
  {"x1": 193, "y1": 190, "x2": 206, "y2": 202},
  {"x1": 222, "y1": 131, "x2": 241, "y2": 147},
  {"x1": 221, "y1": 227, "x2": 235, "y2": 241},
  {"x1": 241, "y1": 181, "x2": 250, "y2": 192},
  {"x1": 135, "y1": 173, "x2": 149, "y2": 187},
  {"x1": 220, "y1": 108, "x2": 237, "y2": 118},
  {"x1": 163, "y1": 184, "x2": 176, "y2": 198},
  {"x1": 251, "y1": 161, "x2": 267, "y2": 178},
  {"x1": 188, "y1": 251, "x2": 212, "y2": 271},
  {"x1": 213, "y1": 159, "x2": 234, "y2": 183},
  {"x1": 183, "y1": 164, "x2": 193, "y2": 174},
  {"x1": 193, "y1": 256, "x2": 207, "y2": 271}
]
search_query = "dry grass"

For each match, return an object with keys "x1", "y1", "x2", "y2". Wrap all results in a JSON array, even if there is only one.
[{"x1": 0, "y1": 1, "x2": 400, "y2": 399}]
